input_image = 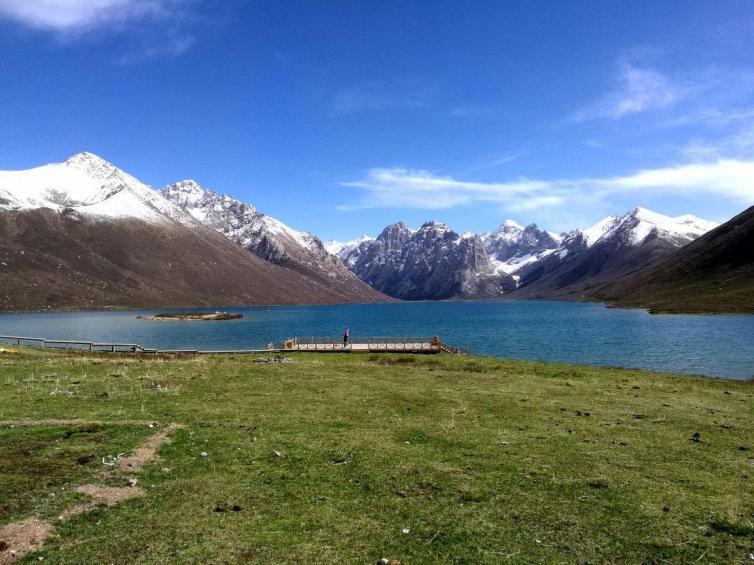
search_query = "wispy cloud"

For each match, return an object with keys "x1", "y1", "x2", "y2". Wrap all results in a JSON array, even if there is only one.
[
  {"x1": 571, "y1": 64, "x2": 680, "y2": 122},
  {"x1": 0, "y1": 0, "x2": 203, "y2": 59},
  {"x1": 678, "y1": 124, "x2": 754, "y2": 160},
  {"x1": 328, "y1": 82, "x2": 436, "y2": 116},
  {"x1": 341, "y1": 160, "x2": 754, "y2": 215},
  {"x1": 465, "y1": 150, "x2": 526, "y2": 174},
  {"x1": 0, "y1": 0, "x2": 176, "y2": 32}
]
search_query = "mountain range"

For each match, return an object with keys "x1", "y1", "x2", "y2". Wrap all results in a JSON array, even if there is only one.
[
  {"x1": 0, "y1": 152, "x2": 749, "y2": 313},
  {"x1": 330, "y1": 207, "x2": 718, "y2": 301},
  {"x1": 0, "y1": 153, "x2": 385, "y2": 310}
]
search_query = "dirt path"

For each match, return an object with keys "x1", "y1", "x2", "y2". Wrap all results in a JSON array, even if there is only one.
[
  {"x1": 0, "y1": 422, "x2": 183, "y2": 563},
  {"x1": 0, "y1": 419, "x2": 156, "y2": 427}
]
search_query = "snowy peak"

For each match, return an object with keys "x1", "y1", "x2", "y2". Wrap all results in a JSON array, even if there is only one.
[
  {"x1": 161, "y1": 180, "x2": 311, "y2": 250},
  {"x1": 481, "y1": 220, "x2": 561, "y2": 274},
  {"x1": 501, "y1": 219, "x2": 524, "y2": 230},
  {"x1": 160, "y1": 178, "x2": 366, "y2": 289},
  {"x1": 161, "y1": 180, "x2": 257, "y2": 228},
  {"x1": 491, "y1": 219, "x2": 525, "y2": 240},
  {"x1": 64, "y1": 151, "x2": 119, "y2": 178},
  {"x1": 582, "y1": 207, "x2": 719, "y2": 248},
  {"x1": 326, "y1": 235, "x2": 374, "y2": 256},
  {"x1": 0, "y1": 152, "x2": 192, "y2": 225}
]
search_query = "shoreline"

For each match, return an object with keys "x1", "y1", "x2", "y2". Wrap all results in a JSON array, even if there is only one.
[{"x1": 1, "y1": 297, "x2": 752, "y2": 316}]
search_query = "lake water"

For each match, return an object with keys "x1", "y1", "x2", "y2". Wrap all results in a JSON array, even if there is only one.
[{"x1": 1, "y1": 301, "x2": 752, "y2": 380}]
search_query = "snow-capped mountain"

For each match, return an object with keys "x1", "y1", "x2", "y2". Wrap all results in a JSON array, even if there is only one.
[
  {"x1": 0, "y1": 153, "x2": 387, "y2": 310},
  {"x1": 594, "y1": 205, "x2": 754, "y2": 313},
  {"x1": 161, "y1": 180, "x2": 384, "y2": 300},
  {"x1": 580, "y1": 207, "x2": 717, "y2": 248},
  {"x1": 338, "y1": 220, "x2": 516, "y2": 299},
  {"x1": 514, "y1": 207, "x2": 719, "y2": 298},
  {"x1": 335, "y1": 208, "x2": 718, "y2": 300},
  {"x1": 0, "y1": 152, "x2": 193, "y2": 226},
  {"x1": 480, "y1": 220, "x2": 562, "y2": 276}
]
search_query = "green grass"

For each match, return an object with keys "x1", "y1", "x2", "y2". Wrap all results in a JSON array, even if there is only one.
[{"x1": 1, "y1": 349, "x2": 753, "y2": 563}]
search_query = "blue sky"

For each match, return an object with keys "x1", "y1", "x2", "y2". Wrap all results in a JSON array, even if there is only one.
[{"x1": 1, "y1": 1, "x2": 753, "y2": 240}]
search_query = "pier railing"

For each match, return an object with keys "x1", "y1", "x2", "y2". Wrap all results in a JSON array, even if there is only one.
[
  {"x1": 0, "y1": 334, "x2": 470, "y2": 356},
  {"x1": 278, "y1": 336, "x2": 470, "y2": 355},
  {"x1": 0, "y1": 335, "x2": 142, "y2": 352}
]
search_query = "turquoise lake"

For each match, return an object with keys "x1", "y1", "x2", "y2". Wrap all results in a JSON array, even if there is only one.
[{"x1": 1, "y1": 301, "x2": 752, "y2": 380}]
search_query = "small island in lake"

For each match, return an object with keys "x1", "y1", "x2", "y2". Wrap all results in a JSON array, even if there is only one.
[{"x1": 137, "y1": 312, "x2": 244, "y2": 321}]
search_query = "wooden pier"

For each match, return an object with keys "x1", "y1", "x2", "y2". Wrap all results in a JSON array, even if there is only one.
[
  {"x1": 0, "y1": 335, "x2": 469, "y2": 356},
  {"x1": 279, "y1": 336, "x2": 469, "y2": 355}
]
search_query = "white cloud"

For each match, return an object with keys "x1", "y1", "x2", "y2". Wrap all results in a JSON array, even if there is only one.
[
  {"x1": 0, "y1": 0, "x2": 175, "y2": 32},
  {"x1": 572, "y1": 64, "x2": 679, "y2": 121},
  {"x1": 342, "y1": 159, "x2": 754, "y2": 214},
  {"x1": 342, "y1": 168, "x2": 550, "y2": 210},
  {"x1": 598, "y1": 159, "x2": 754, "y2": 202}
]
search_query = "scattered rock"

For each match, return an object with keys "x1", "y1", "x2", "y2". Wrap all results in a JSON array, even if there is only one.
[
  {"x1": 271, "y1": 450, "x2": 284, "y2": 459},
  {"x1": 200, "y1": 452, "x2": 208, "y2": 457},
  {"x1": 252, "y1": 357, "x2": 293, "y2": 364}
]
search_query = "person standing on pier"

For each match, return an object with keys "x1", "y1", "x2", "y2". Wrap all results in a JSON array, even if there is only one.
[{"x1": 343, "y1": 328, "x2": 350, "y2": 348}]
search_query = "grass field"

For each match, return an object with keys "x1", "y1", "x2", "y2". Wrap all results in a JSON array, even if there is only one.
[{"x1": 1, "y1": 348, "x2": 753, "y2": 563}]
